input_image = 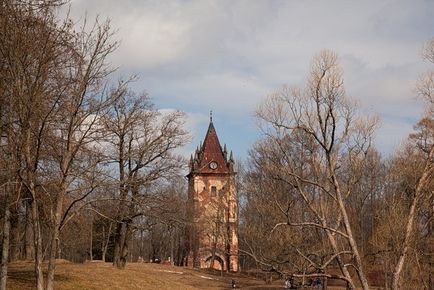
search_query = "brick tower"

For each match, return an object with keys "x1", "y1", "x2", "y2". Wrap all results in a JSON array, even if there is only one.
[{"x1": 186, "y1": 114, "x2": 238, "y2": 272}]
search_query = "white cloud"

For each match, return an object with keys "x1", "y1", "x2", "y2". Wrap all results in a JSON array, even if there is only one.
[{"x1": 64, "y1": 0, "x2": 434, "y2": 157}]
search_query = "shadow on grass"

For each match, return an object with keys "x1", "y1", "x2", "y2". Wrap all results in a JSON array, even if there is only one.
[
  {"x1": 8, "y1": 271, "x2": 35, "y2": 283},
  {"x1": 8, "y1": 270, "x2": 71, "y2": 287}
]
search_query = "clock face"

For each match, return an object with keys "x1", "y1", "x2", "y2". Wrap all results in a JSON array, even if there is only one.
[{"x1": 209, "y1": 161, "x2": 218, "y2": 170}]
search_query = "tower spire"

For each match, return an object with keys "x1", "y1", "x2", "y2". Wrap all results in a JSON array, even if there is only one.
[{"x1": 210, "y1": 110, "x2": 213, "y2": 123}]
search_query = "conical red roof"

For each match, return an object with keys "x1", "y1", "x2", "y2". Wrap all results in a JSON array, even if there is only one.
[{"x1": 192, "y1": 121, "x2": 231, "y2": 174}]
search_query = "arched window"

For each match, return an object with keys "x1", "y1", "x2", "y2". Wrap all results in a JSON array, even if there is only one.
[{"x1": 211, "y1": 186, "x2": 217, "y2": 197}]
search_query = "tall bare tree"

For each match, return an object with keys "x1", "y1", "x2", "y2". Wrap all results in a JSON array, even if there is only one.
[
  {"x1": 102, "y1": 89, "x2": 189, "y2": 269},
  {"x1": 1, "y1": 1, "x2": 190, "y2": 288},
  {"x1": 43, "y1": 18, "x2": 119, "y2": 290},
  {"x1": 391, "y1": 38, "x2": 434, "y2": 289},
  {"x1": 0, "y1": 1, "x2": 68, "y2": 288},
  {"x1": 253, "y1": 50, "x2": 377, "y2": 289},
  {"x1": 1, "y1": 1, "x2": 119, "y2": 289}
]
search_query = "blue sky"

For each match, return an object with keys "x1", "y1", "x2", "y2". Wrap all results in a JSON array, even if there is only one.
[{"x1": 66, "y1": 0, "x2": 434, "y2": 160}]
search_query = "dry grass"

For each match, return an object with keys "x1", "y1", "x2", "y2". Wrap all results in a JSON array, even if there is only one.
[
  {"x1": 6, "y1": 260, "x2": 288, "y2": 290},
  {"x1": 7, "y1": 261, "x2": 369, "y2": 289}
]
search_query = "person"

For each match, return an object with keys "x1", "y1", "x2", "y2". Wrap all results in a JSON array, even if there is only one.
[{"x1": 284, "y1": 277, "x2": 291, "y2": 289}]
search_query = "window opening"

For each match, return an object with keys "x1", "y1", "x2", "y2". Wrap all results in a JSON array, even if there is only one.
[{"x1": 211, "y1": 186, "x2": 217, "y2": 197}]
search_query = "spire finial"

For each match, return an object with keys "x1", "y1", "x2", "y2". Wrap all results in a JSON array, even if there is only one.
[{"x1": 210, "y1": 110, "x2": 213, "y2": 123}]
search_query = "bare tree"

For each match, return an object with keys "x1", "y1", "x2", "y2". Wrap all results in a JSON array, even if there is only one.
[
  {"x1": 1, "y1": 3, "x2": 190, "y2": 287},
  {"x1": 418, "y1": 38, "x2": 434, "y2": 113},
  {"x1": 0, "y1": 1, "x2": 68, "y2": 288},
  {"x1": 101, "y1": 88, "x2": 189, "y2": 269},
  {"x1": 43, "y1": 18, "x2": 119, "y2": 290},
  {"x1": 1, "y1": 1, "x2": 119, "y2": 289},
  {"x1": 391, "y1": 39, "x2": 434, "y2": 288},
  {"x1": 253, "y1": 50, "x2": 377, "y2": 289}
]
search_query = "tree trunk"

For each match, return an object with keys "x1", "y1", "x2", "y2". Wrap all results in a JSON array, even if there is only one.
[
  {"x1": 101, "y1": 225, "x2": 105, "y2": 262},
  {"x1": 46, "y1": 190, "x2": 65, "y2": 290},
  {"x1": 318, "y1": 191, "x2": 355, "y2": 289},
  {"x1": 102, "y1": 222, "x2": 112, "y2": 263},
  {"x1": 324, "y1": 228, "x2": 355, "y2": 288},
  {"x1": 113, "y1": 151, "x2": 127, "y2": 268},
  {"x1": 23, "y1": 201, "x2": 34, "y2": 260},
  {"x1": 384, "y1": 258, "x2": 388, "y2": 290},
  {"x1": 114, "y1": 184, "x2": 137, "y2": 269},
  {"x1": 170, "y1": 228, "x2": 175, "y2": 266},
  {"x1": 330, "y1": 164, "x2": 370, "y2": 290},
  {"x1": 0, "y1": 192, "x2": 11, "y2": 290},
  {"x1": 139, "y1": 229, "x2": 144, "y2": 261},
  {"x1": 31, "y1": 195, "x2": 44, "y2": 290},
  {"x1": 391, "y1": 186, "x2": 420, "y2": 289},
  {"x1": 113, "y1": 222, "x2": 124, "y2": 267},
  {"x1": 89, "y1": 215, "x2": 93, "y2": 261},
  {"x1": 118, "y1": 222, "x2": 132, "y2": 269},
  {"x1": 9, "y1": 210, "x2": 20, "y2": 262},
  {"x1": 114, "y1": 220, "x2": 132, "y2": 268},
  {"x1": 392, "y1": 153, "x2": 432, "y2": 290}
]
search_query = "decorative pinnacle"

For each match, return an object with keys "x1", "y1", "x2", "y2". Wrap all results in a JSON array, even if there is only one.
[{"x1": 210, "y1": 110, "x2": 213, "y2": 123}]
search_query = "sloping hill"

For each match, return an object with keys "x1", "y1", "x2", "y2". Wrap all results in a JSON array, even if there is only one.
[{"x1": 7, "y1": 261, "x2": 282, "y2": 290}]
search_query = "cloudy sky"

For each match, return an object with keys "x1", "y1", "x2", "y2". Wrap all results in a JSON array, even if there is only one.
[{"x1": 65, "y1": 0, "x2": 434, "y2": 160}]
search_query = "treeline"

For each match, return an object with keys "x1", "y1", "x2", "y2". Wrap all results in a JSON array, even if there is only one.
[
  {"x1": 0, "y1": 1, "x2": 190, "y2": 290},
  {"x1": 238, "y1": 49, "x2": 434, "y2": 289}
]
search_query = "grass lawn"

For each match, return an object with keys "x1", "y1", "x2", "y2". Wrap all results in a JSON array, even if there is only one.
[{"x1": 6, "y1": 260, "x2": 287, "y2": 290}]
